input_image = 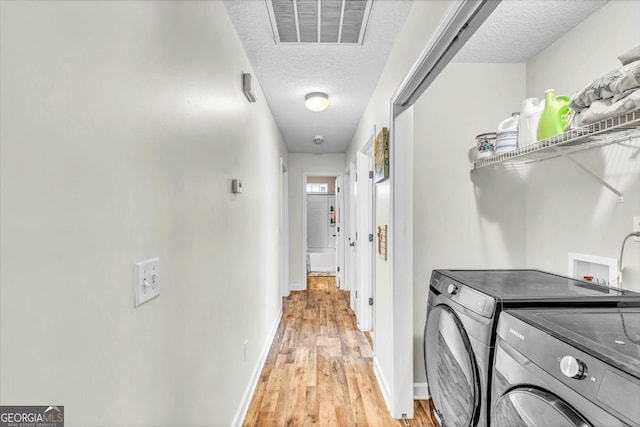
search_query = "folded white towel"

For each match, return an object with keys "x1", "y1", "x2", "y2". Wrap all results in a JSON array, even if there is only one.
[{"x1": 571, "y1": 88, "x2": 640, "y2": 127}]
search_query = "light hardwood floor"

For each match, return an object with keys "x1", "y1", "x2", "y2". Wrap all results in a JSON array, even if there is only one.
[{"x1": 242, "y1": 276, "x2": 438, "y2": 426}]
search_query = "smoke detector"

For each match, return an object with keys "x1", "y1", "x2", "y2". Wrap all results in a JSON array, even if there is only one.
[{"x1": 313, "y1": 135, "x2": 324, "y2": 144}]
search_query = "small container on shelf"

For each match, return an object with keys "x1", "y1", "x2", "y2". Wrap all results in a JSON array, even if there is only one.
[
  {"x1": 475, "y1": 132, "x2": 497, "y2": 158},
  {"x1": 496, "y1": 112, "x2": 520, "y2": 153}
]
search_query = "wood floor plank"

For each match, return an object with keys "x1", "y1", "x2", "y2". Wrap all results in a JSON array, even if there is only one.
[{"x1": 242, "y1": 276, "x2": 438, "y2": 427}]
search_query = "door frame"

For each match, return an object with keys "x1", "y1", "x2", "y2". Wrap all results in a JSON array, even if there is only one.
[
  {"x1": 355, "y1": 131, "x2": 375, "y2": 332},
  {"x1": 335, "y1": 176, "x2": 344, "y2": 289},
  {"x1": 345, "y1": 162, "x2": 357, "y2": 309},
  {"x1": 301, "y1": 172, "x2": 343, "y2": 288},
  {"x1": 386, "y1": 0, "x2": 500, "y2": 418}
]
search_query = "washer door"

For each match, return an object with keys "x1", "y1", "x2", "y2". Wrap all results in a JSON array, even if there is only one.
[
  {"x1": 425, "y1": 304, "x2": 480, "y2": 427},
  {"x1": 492, "y1": 387, "x2": 592, "y2": 427}
]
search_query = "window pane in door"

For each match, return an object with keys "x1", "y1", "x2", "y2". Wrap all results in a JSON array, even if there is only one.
[{"x1": 307, "y1": 183, "x2": 329, "y2": 194}]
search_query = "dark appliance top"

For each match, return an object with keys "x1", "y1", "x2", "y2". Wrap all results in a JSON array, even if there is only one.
[
  {"x1": 506, "y1": 308, "x2": 640, "y2": 379},
  {"x1": 432, "y1": 269, "x2": 640, "y2": 306}
]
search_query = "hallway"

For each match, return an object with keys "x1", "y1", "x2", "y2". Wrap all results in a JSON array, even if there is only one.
[{"x1": 242, "y1": 276, "x2": 437, "y2": 426}]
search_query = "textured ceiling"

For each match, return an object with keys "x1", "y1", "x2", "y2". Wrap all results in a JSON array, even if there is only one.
[
  {"x1": 225, "y1": 0, "x2": 608, "y2": 154},
  {"x1": 224, "y1": 0, "x2": 413, "y2": 153},
  {"x1": 454, "y1": 0, "x2": 607, "y2": 62}
]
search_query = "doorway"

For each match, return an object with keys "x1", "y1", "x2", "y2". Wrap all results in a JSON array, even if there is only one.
[
  {"x1": 302, "y1": 173, "x2": 342, "y2": 288},
  {"x1": 343, "y1": 131, "x2": 376, "y2": 334}
]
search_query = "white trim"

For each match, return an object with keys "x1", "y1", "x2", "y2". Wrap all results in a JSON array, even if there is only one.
[
  {"x1": 336, "y1": 175, "x2": 345, "y2": 289},
  {"x1": 343, "y1": 164, "x2": 354, "y2": 303},
  {"x1": 413, "y1": 383, "x2": 430, "y2": 400},
  {"x1": 392, "y1": 0, "x2": 501, "y2": 110},
  {"x1": 365, "y1": 140, "x2": 377, "y2": 345},
  {"x1": 231, "y1": 308, "x2": 283, "y2": 427},
  {"x1": 389, "y1": 106, "x2": 415, "y2": 418},
  {"x1": 374, "y1": 356, "x2": 392, "y2": 413},
  {"x1": 355, "y1": 148, "x2": 374, "y2": 332}
]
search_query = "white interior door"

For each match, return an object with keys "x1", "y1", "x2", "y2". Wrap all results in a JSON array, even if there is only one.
[
  {"x1": 335, "y1": 176, "x2": 343, "y2": 288},
  {"x1": 348, "y1": 162, "x2": 357, "y2": 311},
  {"x1": 364, "y1": 139, "x2": 376, "y2": 338},
  {"x1": 356, "y1": 150, "x2": 374, "y2": 331}
]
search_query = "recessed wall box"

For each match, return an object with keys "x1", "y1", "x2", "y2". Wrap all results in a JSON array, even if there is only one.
[
  {"x1": 232, "y1": 179, "x2": 243, "y2": 194},
  {"x1": 568, "y1": 252, "x2": 618, "y2": 288}
]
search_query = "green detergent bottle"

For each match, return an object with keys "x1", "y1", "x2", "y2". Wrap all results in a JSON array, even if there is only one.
[{"x1": 537, "y1": 89, "x2": 570, "y2": 141}]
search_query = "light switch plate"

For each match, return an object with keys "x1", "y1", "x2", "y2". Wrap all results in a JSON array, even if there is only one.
[{"x1": 134, "y1": 257, "x2": 160, "y2": 307}]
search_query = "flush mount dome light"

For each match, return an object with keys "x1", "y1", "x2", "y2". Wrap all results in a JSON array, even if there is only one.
[{"x1": 305, "y1": 92, "x2": 329, "y2": 112}]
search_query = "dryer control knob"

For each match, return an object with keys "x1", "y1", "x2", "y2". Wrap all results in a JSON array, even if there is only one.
[
  {"x1": 447, "y1": 284, "x2": 459, "y2": 295},
  {"x1": 560, "y1": 356, "x2": 586, "y2": 379}
]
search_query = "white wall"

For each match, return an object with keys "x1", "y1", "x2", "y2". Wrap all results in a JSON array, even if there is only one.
[
  {"x1": 524, "y1": 0, "x2": 640, "y2": 291},
  {"x1": 0, "y1": 2, "x2": 287, "y2": 426},
  {"x1": 345, "y1": 0, "x2": 452, "y2": 413},
  {"x1": 288, "y1": 153, "x2": 345, "y2": 290},
  {"x1": 413, "y1": 63, "x2": 527, "y2": 382}
]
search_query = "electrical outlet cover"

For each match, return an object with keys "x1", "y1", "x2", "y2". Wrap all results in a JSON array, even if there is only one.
[{"x1": 134, "y1": 258, "x2": 160, "y2": 307}]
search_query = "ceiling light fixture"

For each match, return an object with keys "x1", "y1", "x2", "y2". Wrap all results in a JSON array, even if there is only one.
[{"x1": 305, "y1": 92, "x2": 329, "y2": 112}]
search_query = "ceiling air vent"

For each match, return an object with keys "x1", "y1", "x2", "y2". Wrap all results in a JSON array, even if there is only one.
[{"x1": 266, "y1": 0, "x2": 373, "y2": 45}]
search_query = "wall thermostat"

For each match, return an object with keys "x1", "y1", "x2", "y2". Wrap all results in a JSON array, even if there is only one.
[{"x1": 232, "y1": 179, "x2": 243, "y2": 194}]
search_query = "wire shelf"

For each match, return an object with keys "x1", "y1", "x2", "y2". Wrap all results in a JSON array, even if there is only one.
[{"x1": 470, "y1": 109, "x2": 640, "y2": 171}]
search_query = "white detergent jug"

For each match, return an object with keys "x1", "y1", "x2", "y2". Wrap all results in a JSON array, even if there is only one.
[
  {"x1": 496, "y1": 112, "x2": 520, "y2": 153},
  {"x1": 519, "y1": 97, "x2": 544, "y2": 147}
]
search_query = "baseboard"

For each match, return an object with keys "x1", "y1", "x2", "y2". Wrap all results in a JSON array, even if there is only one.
[
  {"x1": 413, "y1": 382, "x2": 430, "y2": 400},
  {"x1": 373, "y1": 357, "x2": 392, "y2": 413},
  {"x1": 290, "y1": 282, "x2": 305, "y2": 291},
  {"x1": 231, "y1": 308, "x2": 282, "y2": 427}
]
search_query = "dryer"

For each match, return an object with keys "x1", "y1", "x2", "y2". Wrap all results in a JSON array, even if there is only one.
[
  {"x1": 424, "y1": 269, "x2": 640, "y2": 427},
  {"x1": 491, "y1": 307, "x2": 640, "y2": 426}
]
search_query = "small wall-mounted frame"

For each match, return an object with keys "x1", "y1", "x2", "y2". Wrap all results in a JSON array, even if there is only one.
[
  {"x1": 374, "y1": 127, "x2": 389, "y2": 183},
  {"x1": 232, "y1": 179, "x2": 243, "y2": 194},
  {"x1": 377, "y1": 224, "x2": 387, "y2": 260}
]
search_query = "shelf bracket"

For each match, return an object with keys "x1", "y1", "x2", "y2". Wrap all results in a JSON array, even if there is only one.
[{"x1": 562, "y1": 154, "x2": 623, "y2": 203}]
